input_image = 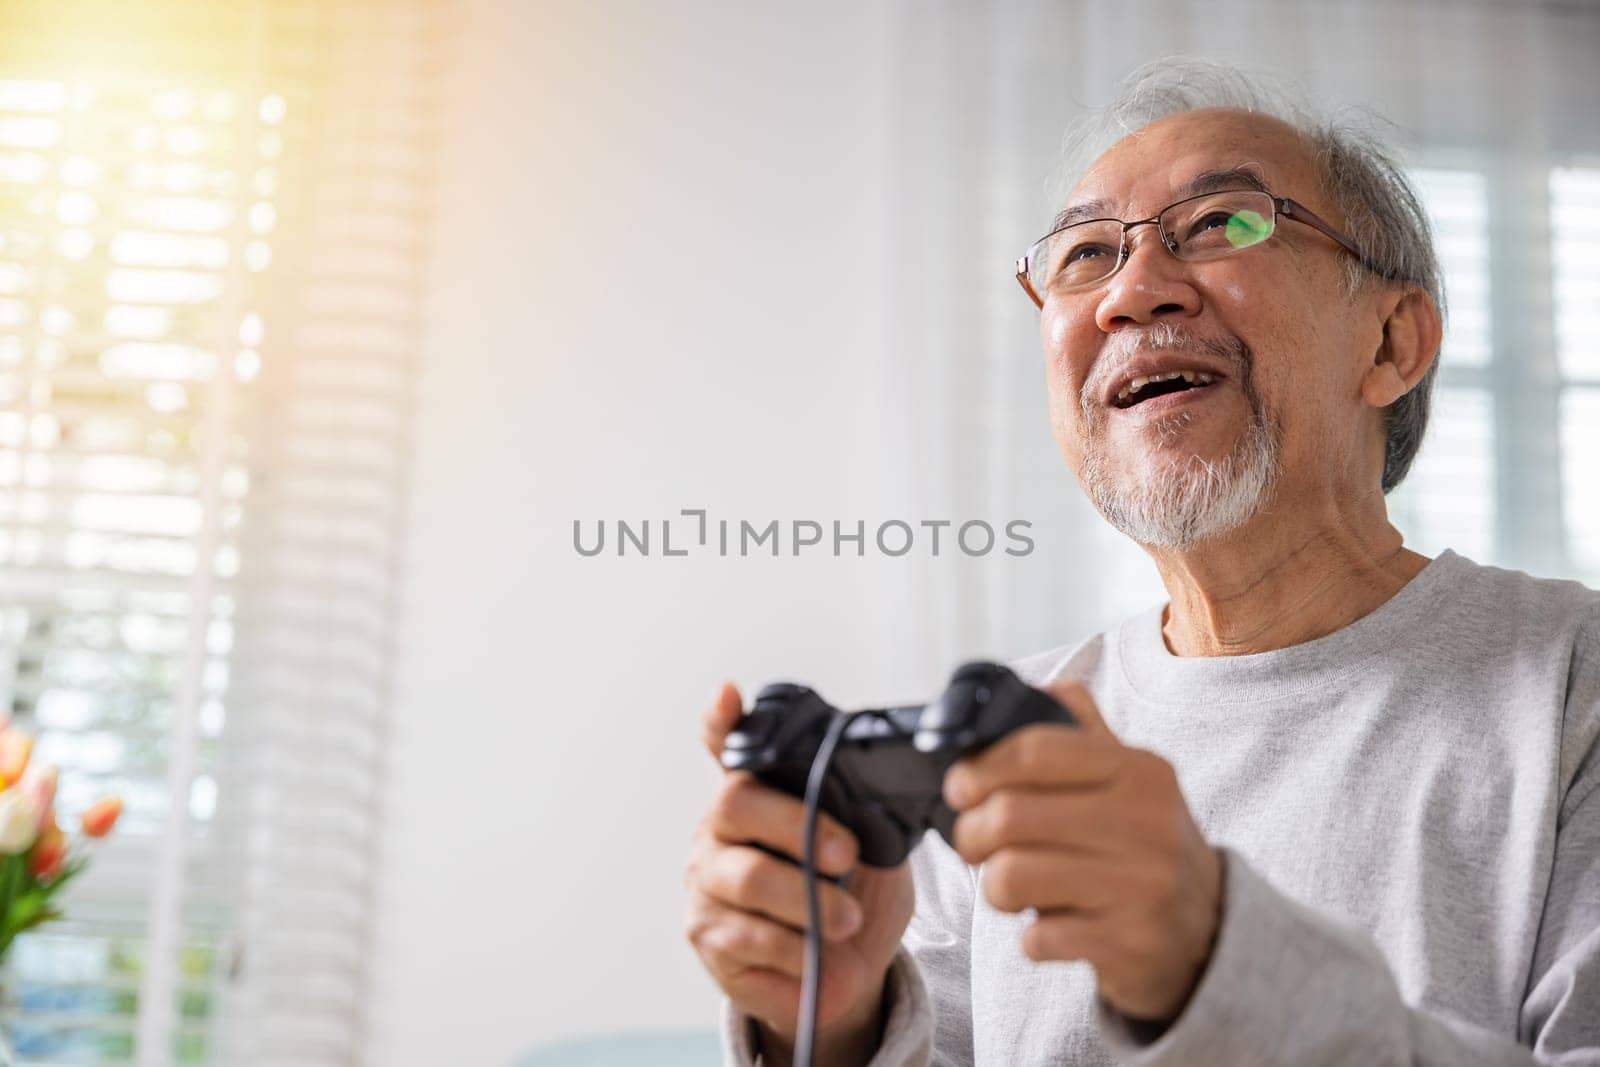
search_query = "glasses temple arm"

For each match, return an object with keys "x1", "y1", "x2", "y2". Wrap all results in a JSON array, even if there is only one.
[
  {"x1": 1015, "y1": 254, "x2": 1045, "y2": 308},
  {"x1": 1278, "y1": 197, "x2": 1404, "y2": 282}
]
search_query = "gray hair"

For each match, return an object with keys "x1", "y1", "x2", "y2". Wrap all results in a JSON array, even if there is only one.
[{"x1": 1052, "y1": 58, "x2": 1445, "y2": 494}]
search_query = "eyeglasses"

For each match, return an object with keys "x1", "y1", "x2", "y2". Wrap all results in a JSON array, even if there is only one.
[{"x1": 1014, "y1": 188, "x2": 1391, "y2": 309}]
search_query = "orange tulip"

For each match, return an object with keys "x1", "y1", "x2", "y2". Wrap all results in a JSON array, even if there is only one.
[
  {"x1": 29, "y1": 820, "x2": 65, "y2": 882},
  {"x1": 82, "y1": 797, "x2": 122, "y2": 838},
  {"x1": 20, "y1": 767, "x2": 58, "y2": 834},
  {"x1": 0, "y1": 728, "x2": 33, "y2": 785}
]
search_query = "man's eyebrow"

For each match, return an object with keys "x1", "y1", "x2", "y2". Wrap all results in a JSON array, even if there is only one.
[
  {"x1": 1177, "y1": 167, "x2": 1271, "y2": 199},
  {"x1": 1048, "y1": 167, "x2": 1272, "y2": 233},
  {"x1": 1050, "y1": 198, "x2": 1113, "y2": 233}
]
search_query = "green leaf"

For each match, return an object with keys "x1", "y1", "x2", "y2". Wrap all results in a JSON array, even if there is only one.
[
  {"x1": 0, "y1": 855, "x2": 88, "y2": 947},
  {"x1": 13, "y1": 906, "x2": 62, "y2": 934}
]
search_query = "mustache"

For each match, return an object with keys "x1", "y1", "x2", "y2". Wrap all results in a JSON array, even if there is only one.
[{"x1": 1080, "y1": 322, "x2": 1253, "y2": 417}]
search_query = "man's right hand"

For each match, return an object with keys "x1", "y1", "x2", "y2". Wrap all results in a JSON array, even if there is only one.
[{"x1": 685, "y1": 681, "x2": 915, "y2": 1066}]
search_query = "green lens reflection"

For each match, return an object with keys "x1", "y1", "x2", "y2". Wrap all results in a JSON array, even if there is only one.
[{"x1": 1226, "y1": 209, "x2": 1271, "y2": 249}]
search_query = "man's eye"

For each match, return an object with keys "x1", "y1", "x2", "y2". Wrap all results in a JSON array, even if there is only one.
[
  {"x1": 1191, "y1": 211, "x2": 1233, "y2": 233},
  {"x1": 1063, "y1": 243, "x2": 1113, "y2": 264}
]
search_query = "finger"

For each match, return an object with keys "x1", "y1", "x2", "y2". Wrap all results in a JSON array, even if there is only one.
[
  {"x1": 980, "y1": 845, "x2": 1125, "y2": 914},
  {"x1": 945, "y1": 724, "x2": 1125, "y2": 809},
  {"x1": 711, "y1": 957, "x2": 870, "y2": 1041},
  {"x1": 716, "y1": 966, "x2": 802, "y2": 1034},
  {"x1": 746, "y1": 842, "x2": 849, "y2": 890},
  {"x1": 698, "y1": 843, "x2": 865, "y2": 941},
  {"x1": 1021, "y1": 909, "x2": 1109, "y2": 966},
  {"x1": 690, "y1": 895, "x2": 809, "y2": 979},
  {"x1": 684, "y1": 926, "x2": 804, "y2": 1036},
  {"x1": 701, "y1": 681, "x2": 744, "y2": 762},
  {"x1": 709, "y1": 773, "x2": 860, "y2": 879},
  {"x1": 1041, "y1": 679, "x2": 1113, "y2": 736},
  {"x1": 950, "y1": 788, "x2": 1124, "y2": 865}
]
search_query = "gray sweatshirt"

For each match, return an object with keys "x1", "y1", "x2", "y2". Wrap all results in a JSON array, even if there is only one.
[{"x1": 721, "y1": 549, "x2": 1600, "y2": 1065}]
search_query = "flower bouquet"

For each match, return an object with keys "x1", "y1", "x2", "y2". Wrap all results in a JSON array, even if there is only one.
[{"x1": 0, "y1": 720, "x2": 121, "y2": 965}]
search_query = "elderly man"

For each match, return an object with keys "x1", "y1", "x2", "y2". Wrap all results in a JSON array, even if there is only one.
[{"x1": 685, "y1": 62, "x2": 1600, "y2": 1066}]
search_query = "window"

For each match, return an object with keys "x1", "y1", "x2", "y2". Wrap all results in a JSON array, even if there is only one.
[
  {"x1": 0, "y1": 73, "x2": 262, "y2": 1064},
  {"x1": 1554, "y1": 167, "x2": 1600, "y2": 579},
  {"x1": 1390, "y1": 162, "x2": 1600, "y2": 586},
  {"x1": 0, "y1": 4, "x2": 435, "y2": 1064},
  {"x1": 1387, "y1": 168, "x2": 1495, "y2": 562}
]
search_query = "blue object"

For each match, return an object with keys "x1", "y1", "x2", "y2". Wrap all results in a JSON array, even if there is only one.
[{"x1": 516, "y1": 1030, "x2": 722, "y2": 1066}]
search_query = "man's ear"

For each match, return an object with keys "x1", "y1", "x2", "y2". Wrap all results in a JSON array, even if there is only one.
[{"x1": 1361, "y1": 286, "x2": 1443, "y2": 409}]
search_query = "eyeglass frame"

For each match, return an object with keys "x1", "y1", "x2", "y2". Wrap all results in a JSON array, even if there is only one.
[{"x1": 1014, "y1": 188, "x2": 1398, "y2": 309}]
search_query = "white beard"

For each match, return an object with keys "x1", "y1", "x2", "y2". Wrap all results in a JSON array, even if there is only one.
[
  {"x1": 1078, "y1": 323, "x2": 1281, "y2": 548},
  {"x1": 1082, "y1": 409, "x2": 1280, "y2": 547}
]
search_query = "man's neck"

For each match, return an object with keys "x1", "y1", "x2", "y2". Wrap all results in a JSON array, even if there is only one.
[{"x1": 1146, "y1": 510, "x2": 1431, "y2": 658}]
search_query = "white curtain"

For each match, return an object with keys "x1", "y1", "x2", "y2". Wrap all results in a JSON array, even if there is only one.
[{"x1": 885, "y1": 0, "x2": 1600, "y2": 664}]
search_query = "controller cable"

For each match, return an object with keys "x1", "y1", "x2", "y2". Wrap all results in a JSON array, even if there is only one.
[{"x1": 793, "y1": 708, "x2": 854, "y2": 1067}]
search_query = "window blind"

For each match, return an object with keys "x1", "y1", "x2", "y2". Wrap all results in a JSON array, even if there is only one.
[
  {"x1": 1554, "y1": 166, "x2": 1600, "y2": 581},
  {"x1": 0, "y1": 2, "x2": 437, "y2": 1064},
  {"x1": 1386, "y1": 167, "x2": 1496, "y2": 562},
  {"x1": 1393, "y1": 162, "x2": 1600, "y2": 584}
]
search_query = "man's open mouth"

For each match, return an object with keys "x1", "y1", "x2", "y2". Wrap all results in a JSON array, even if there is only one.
[{"x1": 1112, "y1": 370, "x2": 1221, "y2": 410}]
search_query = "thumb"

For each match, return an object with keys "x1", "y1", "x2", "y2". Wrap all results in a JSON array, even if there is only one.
[
  {"x1": 1042, "y1": 678, "x2": 1114, "y2": 738},
  {"x1": 700, "y1": 681, "x2": 744, "y2": 762}
]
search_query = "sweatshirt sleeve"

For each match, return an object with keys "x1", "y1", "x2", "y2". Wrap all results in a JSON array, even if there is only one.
[
  {"x1": 1523, "y1": 622, "x2": 1600, "y2": 1062},
  {"x1": 1095, "y1": 841, "x2": 1600, "y2": 1066},
  {"x1": 718, "y1": 832, "x2": 975, "y2": 1067}
]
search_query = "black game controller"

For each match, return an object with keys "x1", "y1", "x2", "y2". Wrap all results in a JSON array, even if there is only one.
[{"x1": 720, "y1": 662, "x2": 1077, "y2": 867}]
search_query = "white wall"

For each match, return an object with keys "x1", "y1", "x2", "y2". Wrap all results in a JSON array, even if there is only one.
[{"x1": 366, "y1": 3, "x2": 938, "y2": 1064}]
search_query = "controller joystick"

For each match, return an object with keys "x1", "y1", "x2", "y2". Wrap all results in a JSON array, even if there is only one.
[{"x1": 721, "y1": 662, "x2": 1076, "y2": 867}]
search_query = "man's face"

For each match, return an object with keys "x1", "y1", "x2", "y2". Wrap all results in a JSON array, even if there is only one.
[{"x1": 1042, "y1": 108, "x2": 1387, "y2": 547}]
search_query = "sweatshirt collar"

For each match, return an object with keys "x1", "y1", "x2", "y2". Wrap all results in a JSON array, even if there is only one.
[{"x1": 1113, "y1": 549, "x2": 1464, "y2": 706}]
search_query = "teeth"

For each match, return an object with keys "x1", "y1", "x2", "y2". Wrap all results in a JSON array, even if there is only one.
[{"x1": 1114, "y1": 369, "x2": 1218, "y2": 406}]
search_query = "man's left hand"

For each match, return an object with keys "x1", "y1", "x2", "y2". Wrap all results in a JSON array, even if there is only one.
[{"x1": 945, "y1": 679, "x2": 1224, "y2": 1025}]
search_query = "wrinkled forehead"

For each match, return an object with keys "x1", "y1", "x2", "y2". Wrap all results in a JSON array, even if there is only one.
[{"x1": 1065, "y1": 108, "x2": 1323, "y2": 220}]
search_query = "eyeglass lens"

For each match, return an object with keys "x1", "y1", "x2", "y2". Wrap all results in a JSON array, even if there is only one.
[{"x1": 1030, "y1": 190, "x2": 1276, "y2": 295}]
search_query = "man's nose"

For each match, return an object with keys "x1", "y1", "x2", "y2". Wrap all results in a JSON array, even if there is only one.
[{"x1": 1093, "y1": 225, "x2": 1201, "y2": 331}]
